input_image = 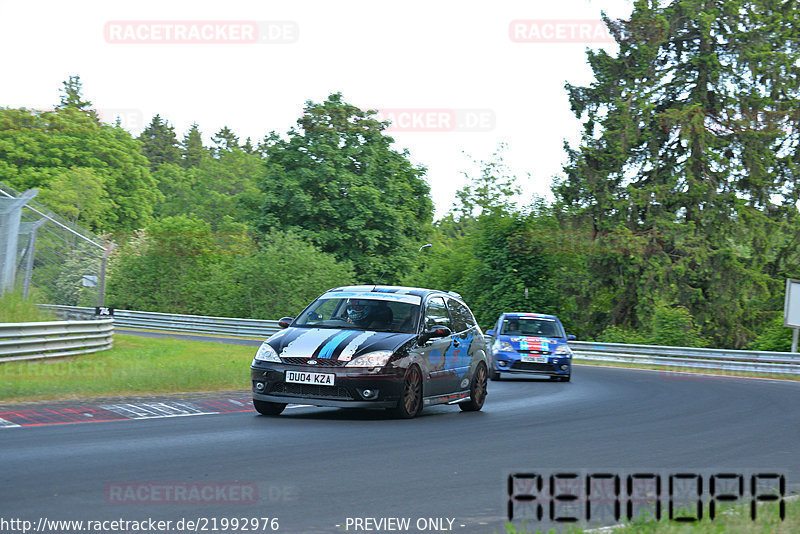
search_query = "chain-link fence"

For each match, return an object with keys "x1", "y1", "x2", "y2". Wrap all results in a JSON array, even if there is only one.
[{"x1": 0, "y1": 182, "x2": 111, "y2": 306}]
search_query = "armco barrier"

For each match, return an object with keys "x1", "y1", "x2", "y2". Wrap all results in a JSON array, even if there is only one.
[
  {"x1": 0, "y1": 319, "x2": 114, "y2": 362},
  {"x1": 568, "y1": 340, "x2": 800, "y2": 375},
  {"x1": 39, "y1": 306, "x2": 800, "y2": 374},
  {"x1": 41, "y1": 305, "x2": 280, "y2": 338}
]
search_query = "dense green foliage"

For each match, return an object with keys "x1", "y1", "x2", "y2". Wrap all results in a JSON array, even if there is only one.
[
  {"x1": 256, "y1": 93, "x2": 434, "y2": 283},
  {"x1": 5, "y1": 16, "x2": 800, "y2": 354},
  {"x1": 106, "y1": 216, "x2": 354, "y2": 318},
  {"x1": 550, "y1": 0, "x2": 800, "y2": 348},
  {"x1": 0, "y1": 106, "x2": 161, "y2": 232}
]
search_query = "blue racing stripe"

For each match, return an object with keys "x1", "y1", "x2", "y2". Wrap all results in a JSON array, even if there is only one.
[{"x1": 317, "y1": 331, "x2": 352, "y2": 359}]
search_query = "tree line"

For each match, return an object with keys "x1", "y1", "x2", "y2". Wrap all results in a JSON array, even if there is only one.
[{"x1": 1, "y1": 0, "x2": 798, "y2": 350}]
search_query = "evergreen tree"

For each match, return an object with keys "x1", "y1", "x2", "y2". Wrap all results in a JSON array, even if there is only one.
[
  {"x1": 212, "y1": 126, "x2": 239, "y2": 154},
  {"x1": 138, "y1": 114, "x2": 180, "y2": 170},
  {"x1": 57, "y1": 75, "x2": 93, "y2": 111},
  {"x1": 180, "y1": 123, "x2": 206, "y2": 168},
  {"x1": 554, "y1": 0, "x2": 800, "y2": 347}
]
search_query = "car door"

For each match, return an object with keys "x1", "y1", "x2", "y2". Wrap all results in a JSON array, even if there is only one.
[
  {"x1": 443, "y1": 297, "x2": 479, "y2": 392},
  {"x1": 416, "y1": 296, "x2": 453, "y2": 397}
]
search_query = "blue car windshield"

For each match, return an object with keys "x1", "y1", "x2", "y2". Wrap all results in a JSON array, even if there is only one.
[
  {"x1": 501, "y1": 317, "x2": 563, "y2": 337},
  {"x1": 293, "y1": 294, "x2": 420, "y2": 333}
]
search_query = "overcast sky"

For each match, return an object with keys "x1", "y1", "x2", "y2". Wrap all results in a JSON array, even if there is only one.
[{"x1": 0, "y1": 0, "x2": 636, "y2": 218}]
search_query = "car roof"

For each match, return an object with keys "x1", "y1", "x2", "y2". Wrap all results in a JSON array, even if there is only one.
[
  {"x1": 501, "y1": 312, "x2": 560, "y2": 320},
  {"x1": 325, "y1": 285, "x2": 459, "y2": 299}
]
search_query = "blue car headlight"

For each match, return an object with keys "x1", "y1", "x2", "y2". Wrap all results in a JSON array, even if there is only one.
[
  {"x1": 253, "y1": 342, "x2": 281, "y2": 363},
  {"x1": 346, "y1": 351, "x2": 393, "y2": 368},
  {"x1": 555, "y1": 345, "x2": 573, "y2": 358},
  {"x1": 493, "y1": 340, "x2": 514, "y2": 353}
]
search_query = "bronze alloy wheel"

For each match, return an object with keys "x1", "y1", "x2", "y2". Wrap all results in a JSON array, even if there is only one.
[
  {"x1": 391, "y1": 365, "x2": 423, "y2": 418},
  {"x1": 460, "y1": 362, "x2": 487, "y2": 412}
]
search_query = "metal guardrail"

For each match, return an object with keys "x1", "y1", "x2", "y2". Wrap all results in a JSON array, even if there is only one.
[
  {"x1": 37, "y1": 307, "x2": 800, "y2": 374},
  {"x1": 569, "y1": 340, "x2": 800, "y2": 375},
  {"x1": 0, "y1": 319, "x2": 114, "y2": 362},
  {"x1": 41, "y1": 305, "x2": 281, "y2": 338}
]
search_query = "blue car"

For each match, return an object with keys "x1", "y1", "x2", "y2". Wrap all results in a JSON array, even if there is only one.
[{"x1": 486, "y1": 313, "x2": 575, "y2": 382}]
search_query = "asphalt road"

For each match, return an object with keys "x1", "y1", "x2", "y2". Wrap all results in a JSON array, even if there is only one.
[{"x1": 2, "y1": 366, "x2": 799, "y2": 534}]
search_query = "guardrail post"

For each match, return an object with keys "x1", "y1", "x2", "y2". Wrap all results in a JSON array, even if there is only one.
[{"x1": 0, "y1": 189, "x2": 38, "y2": 294}]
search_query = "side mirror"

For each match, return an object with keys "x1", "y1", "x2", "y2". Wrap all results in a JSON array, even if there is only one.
[
  {"x1": 419, "y1": 325, "x2": 451, "y2": 344},
  {"x1": 567, "y1": 334, "x2": 576, "y2": 341},
  {"x1": 486, "y1": 329, "x2": 496, "y2": 337},
  {"x1": 278, "y1": 317, "x2": 294, "y2": 329}
]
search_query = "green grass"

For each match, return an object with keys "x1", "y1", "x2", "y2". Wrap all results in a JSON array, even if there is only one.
[
  {"x1": 502, "y1": 496, "x2": 799, "y2": 533},
  {"x1": 0, "y1": 334, "x2": 256, "y2": 403},
  {"x1": 573, "y1": 358, "x2": 800, "y2": 381},
  {"x1": 0, "y1": 290, "x2": 56, "y2": 322}
]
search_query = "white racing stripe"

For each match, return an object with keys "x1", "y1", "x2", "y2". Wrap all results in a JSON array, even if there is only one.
[
  {"x1": 337, "y1": 331, "x2": 375, "y2": 361},
  {"x1": 280, "y1": 328, "x2": 339, "y2": 358}
]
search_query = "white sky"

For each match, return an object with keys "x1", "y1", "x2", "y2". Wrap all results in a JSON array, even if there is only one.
[{"x1": 0, "y1": 0, "x2": 635, "y2": 219}]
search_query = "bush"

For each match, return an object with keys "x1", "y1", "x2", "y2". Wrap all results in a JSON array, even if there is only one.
[
  {"x1": 750, "y1": 315, "x2": 796, "y2": 352},
  {"x1": 0, "y1": 289, "x2": 56, "y2": 322},
  {"x1": 646, "y1": 305, "x2": 707, "y2": 347}
]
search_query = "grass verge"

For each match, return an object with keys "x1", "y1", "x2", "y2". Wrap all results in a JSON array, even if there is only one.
[
  {"x1": 0, "y1": 290, "x2": 56, "y2": 322},
  {"x1": 503, "y1": 495, "x2": 798, "y2": 533},
  {"x1": 0, "y1": 334, "x2": 255, "y2": 403},
  {"x1": 573, "y1": 358, "x2": 800, "y2": 381}
]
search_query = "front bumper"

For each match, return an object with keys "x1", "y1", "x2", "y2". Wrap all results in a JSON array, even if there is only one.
[
  {"x1": 250, "y1": 361, "x2": 405, "y2": 408},
  {"x1": 492, "y1": 352, "x2": 571, "y2": 376}
]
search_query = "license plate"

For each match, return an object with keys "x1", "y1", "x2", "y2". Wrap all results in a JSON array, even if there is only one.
[
  {"x1": 285, "y1": 370, "x2": 335, "y2": 386},
  {"x1": 521, "y1": 355, "x2": 548, "y2": 363}
]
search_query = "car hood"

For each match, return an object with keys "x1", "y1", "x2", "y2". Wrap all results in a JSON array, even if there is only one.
[
  {"x1": 266, "y1": 327, "x2": 416, "y2": 362},
  {"x1": 500, "y1": 334, "x2": 565, "y2": 351}
]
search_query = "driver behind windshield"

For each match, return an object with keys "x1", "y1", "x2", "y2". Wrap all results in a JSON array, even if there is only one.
[{"x1": 345, "y1": 299, "x2": 393, "y2": 330}]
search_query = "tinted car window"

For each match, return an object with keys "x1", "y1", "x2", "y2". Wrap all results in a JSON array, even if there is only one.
[
  {"x1": 293, "y1": 293, "x2": 420, "y2": 333},
  {"x1": 447, "y1": 297, "x2": 476, "y2": 333},
  {"x1": 423, "y1": 297, "x2": 450, "y2": 330},
  {"x1": 501, "y1": 317, "x2": 564, "y2": 337}
]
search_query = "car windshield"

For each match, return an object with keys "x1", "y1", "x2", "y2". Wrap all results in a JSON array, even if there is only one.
[
  {"x1": 501, "y1": 317, "x2": 564, "y2": 337},
  {"x1": 293, "y1": 292, "x2": 421, "y2": 333}
]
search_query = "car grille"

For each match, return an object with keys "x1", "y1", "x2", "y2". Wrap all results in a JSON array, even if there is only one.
[
  {"x1": 281, "y1": 357, "x2": 348, "y2": 367},
  {"x1": 517, "y1": 350, "x2": 552, "y2": 355},
  {"x1": 269, "y1": 382, "x2": 353, "y2": 399},
  {"x1": 510, "y1": 361, "x2": 554, "y2": 372}
]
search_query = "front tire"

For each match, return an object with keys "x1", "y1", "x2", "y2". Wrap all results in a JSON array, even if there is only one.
[
  {"x1": 253, "y1": 399, "x2": 286, "y2": 416},
  {"x1": 489, "y1": 357, "x2": 501, "y2": 380},
  {"x1": 460, "y1": 362, "x2": 487, "y2": 412},
  {"x1": 390, "y1": 365, "x2": 423, "y2": 419}
]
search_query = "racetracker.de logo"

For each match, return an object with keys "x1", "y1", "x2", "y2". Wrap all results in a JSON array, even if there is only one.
[
  {"x1": 375, "y1": 108, "x2": 495, "y2": 132},
  {"x1": 104, "y1": 21, "x2": 298, "y2": 44},
  {"x1": 105, "y1": 482, "x2": 258, "y2": 505},
  {"x1": 509, "y1": 20, "x2": 614, "y2": 43}
]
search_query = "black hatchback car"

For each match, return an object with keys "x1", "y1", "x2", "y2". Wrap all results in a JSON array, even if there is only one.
[{"x1": 250, "y1": 286, "x2": 489, "y2": 418}]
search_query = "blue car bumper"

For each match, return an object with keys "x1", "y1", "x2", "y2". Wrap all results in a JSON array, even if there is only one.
[{"x1": 491, "y1": 351, "x2": 571, "y2": 377}]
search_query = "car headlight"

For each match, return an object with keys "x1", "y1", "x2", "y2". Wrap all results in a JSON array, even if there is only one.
[
  {"x1": 555, "y1": 345, "x2": 573, "y2": 358},
  {"x1": 346, "y1": 351, "x2": 393, "y2": 368},
  {"x1": 253, "y1": 342, "x2": 281, "y2": 363},
  {"x1": 493, "y1": 340, "x2": 514, "y2": 353}
]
